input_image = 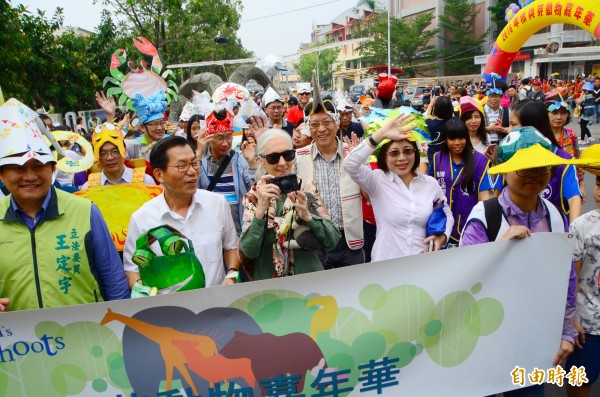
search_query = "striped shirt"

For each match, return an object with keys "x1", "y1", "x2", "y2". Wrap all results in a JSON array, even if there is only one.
[
  {"x1": 312, "y1": 142, "x2": 343, "y2": 229},
  {"x1": 205, "y1": 153, "x2": 239, "y2": 231}
]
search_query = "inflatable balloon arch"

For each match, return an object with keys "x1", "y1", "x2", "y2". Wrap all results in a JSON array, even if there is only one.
[{"x1": 484, "y1": 0, "x2": 600, "y2": 82}]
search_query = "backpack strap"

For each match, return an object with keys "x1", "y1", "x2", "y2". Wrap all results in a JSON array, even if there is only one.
[
  {"x1": 483, "y1": 197, "x2": 503, "y2": 242},
  {"x1": 207, "y1": 150, "x2": 235, "y2": 192}
]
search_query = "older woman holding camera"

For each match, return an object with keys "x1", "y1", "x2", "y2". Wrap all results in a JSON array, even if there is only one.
[
  {"x1": 343, "y1": 113, "x2": 453, "y2": 261},
  {"x1": 239, "y1": 129, "x2": 341, "y2": 280}
]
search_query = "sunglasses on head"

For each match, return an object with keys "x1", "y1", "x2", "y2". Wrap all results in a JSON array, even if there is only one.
[{"x1": 261, "y1": 149, "x2": 296, "y2": 164}]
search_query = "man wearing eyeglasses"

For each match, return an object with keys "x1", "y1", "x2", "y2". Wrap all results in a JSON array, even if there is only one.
[
  {"x1": 0, "y1": 99, "x2": 130, "y2": 311},
  {"x1": 80, "y1": 123, "x2": 156, "y2": 189},
  {"x1": 287, "y1": 83, "x2": 312, "y2": 125},
  {"x1": 262, "y1": 87, "x2": 295, "y2": 136},
  {"x1": 295, "y1": 100, "x2": 365, "y2": 269},
  {"x1": 125, "y1": 93, "x2": 169, "y2": 161},
  {"x1": 123, "y1": 136, "x2": 241, "y2": 290},
  {"x1": 197, "y1": 109, "x2": 257, "y2": 234},
  {"x1": 484, "y1": 80, "x2": 510, "y2": 144}
]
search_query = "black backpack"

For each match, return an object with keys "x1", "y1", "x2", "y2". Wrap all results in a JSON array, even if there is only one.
[{"x1": 483, "y1": 198, "x2": 503, "y2": 242}]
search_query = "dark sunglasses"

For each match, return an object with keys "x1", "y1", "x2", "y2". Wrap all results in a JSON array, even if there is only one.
[{"x1": 261, "y1": 149, "x2": 296, "y2": 164}]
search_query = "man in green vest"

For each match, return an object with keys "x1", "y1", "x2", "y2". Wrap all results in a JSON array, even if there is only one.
[{"x1": 0, "y1": 99, "x2": 130, "y2": 311}]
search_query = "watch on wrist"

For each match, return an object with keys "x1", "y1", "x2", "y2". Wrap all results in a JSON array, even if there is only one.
[{"x1": 368, "y1": 135, "x2": 378, "y2": 147}]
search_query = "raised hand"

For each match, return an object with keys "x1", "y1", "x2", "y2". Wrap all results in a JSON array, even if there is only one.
[
  {"x1": 375, "y1": 113, "x2": 417, "y2": 142},
  {"x1": 95, "y1": 91, "x2": 116, "y2": 122},
  {"x1": 247, "y1": 114, "x2": 269, "y2": 141},
  {"x1": 241, "y1": 140, "x2": 258, "y2": 168}
]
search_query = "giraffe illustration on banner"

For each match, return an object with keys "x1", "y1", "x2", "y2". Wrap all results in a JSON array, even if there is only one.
[{"x1": 100, "y1": 308, "x2": 218, "y2": 395}]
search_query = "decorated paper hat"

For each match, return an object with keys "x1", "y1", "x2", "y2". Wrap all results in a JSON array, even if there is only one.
[
  {"x1": 191, "y1": 90, "x2": 214, "y2": 117},
  {"x1": 376, "y1": 73, "x2": 398, "y2": 100},
  {"x1": 488, "y1": 126, "x2": 572, "y2": 175},
  {"x1": 91, "y1": 123, "x2": 126, "y2": 161},
  {"x1": 212, "y1": 83, "x2": 251, "y2": 114},
  {"x1": 296, "y1": 83, "x2": 311, "y2": 94},
  {"x1": 545, "y1": 96, "x2": 572, "y2": 113},
  {"x1": 333, "y1": 90, "x2": 353, "y2": 112},
  {"x1": 132, "y1": 91, "x2": 168, "y2": 125},
  {"x1": 306, "y1": 71, "x2": 338, "y2": 122},
  {"x1": 179, "y1": 102, "x2": 198, "y2": 122},
  {"x1": 0, "y1": 98, "x2": 56, "y2": 167},
  {"x1": 205, "y1": 109, "x2": 234, "y2": 135},
  {"x1": 262, "y1": 87, "x2": 284, "y2": 108},
  {"x1": 103, "y1": 36, "x2": 179, "y2": 111}
]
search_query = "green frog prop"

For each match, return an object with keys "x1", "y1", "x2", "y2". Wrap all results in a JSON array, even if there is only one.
[{"x1": 131, "y1": 225, "x2": 205, "y2": 297}]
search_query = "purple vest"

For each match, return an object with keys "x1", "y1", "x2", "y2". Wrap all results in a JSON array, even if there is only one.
[{"x1": 433, "y1": 150, "x2": 490, "y2": 243}]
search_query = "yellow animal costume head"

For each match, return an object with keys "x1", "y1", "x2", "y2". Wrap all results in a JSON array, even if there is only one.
[{"x1": 91, "y1": 123, "x2": 125, "y2": 162}]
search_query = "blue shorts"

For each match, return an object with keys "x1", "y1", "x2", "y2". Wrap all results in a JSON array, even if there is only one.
[{"x1": 565, "y1": 333, "x2": 600, "y2": 385}]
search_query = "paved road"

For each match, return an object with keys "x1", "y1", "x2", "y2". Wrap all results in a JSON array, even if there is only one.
[{"x1": 494, "y1": 119, "x2": 600, "y2": 397}]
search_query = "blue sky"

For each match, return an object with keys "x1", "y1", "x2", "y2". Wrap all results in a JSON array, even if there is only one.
[{"x1": 17, "y1": 0, "x2": 361, "y2": 58}]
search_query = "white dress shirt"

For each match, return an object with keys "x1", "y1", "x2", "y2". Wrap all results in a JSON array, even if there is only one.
[{"x1": 123, "y1": 189, "x2": 238, "y2": 290}]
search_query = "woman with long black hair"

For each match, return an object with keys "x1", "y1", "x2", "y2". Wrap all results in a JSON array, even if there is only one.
[
  {"x1": 509, "y1": 100, "x2": 582, "y2": 224},
  {"x1": 429, "y1": 118, "x2": 494, "y2": 246}
]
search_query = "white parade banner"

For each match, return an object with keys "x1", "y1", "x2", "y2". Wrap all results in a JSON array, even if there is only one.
[{"x1": 0, "y1": 233, "x2": 574, "y2": 397}]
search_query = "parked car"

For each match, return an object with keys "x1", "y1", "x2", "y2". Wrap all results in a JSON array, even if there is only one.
[
  {"x1": 407, "y1": 86, "x2": 426, "y2": 111},
  {"x1": 349, "y1": 84, "x2": 366, "y2": 103}
]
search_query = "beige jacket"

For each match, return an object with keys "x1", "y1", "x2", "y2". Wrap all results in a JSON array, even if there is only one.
[{"x1": 295, "y1": 141, "x2": 364, "y2": 250}]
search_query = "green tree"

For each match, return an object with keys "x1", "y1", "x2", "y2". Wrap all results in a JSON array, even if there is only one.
[
  {"x1": 294, "y1": 46, "x2": 340, "y2": 89},
  {"x1": 439, "y1": 0, "x2": 489, "y2": 75},
  {"x1": 97, "y1": 0, "x2": 253, "y2": 80},
  {"x1": 487, "y1": 0, "x2": 513, "y2": 39},
  {"x1": 355, "y1": 12, "x2": 439, "y2": 77},
  {"x1": 0, "y1": 1, "x2": 64, "y2": 109}
]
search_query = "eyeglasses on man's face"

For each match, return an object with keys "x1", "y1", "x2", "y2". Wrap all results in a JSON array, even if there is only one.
[
  {"x1": 308, "y1": 119, "x2": 334, "y2": 131},
  {"x1": 168, "y1": 161, "x2": 200, "y2": 173},
  {"x1": 99, "y1": 148, "x2": 121, "y2": 159},
  {"x1": 298, "y1": 92, "x2": 311, "y2": 96}
]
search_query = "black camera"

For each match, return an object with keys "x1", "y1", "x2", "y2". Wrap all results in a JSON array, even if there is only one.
[{"x1": 270, "y1": 174, "x2": 300, "y2": 194}]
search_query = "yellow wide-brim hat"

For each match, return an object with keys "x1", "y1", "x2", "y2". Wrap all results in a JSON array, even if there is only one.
[
  {"x1": 488, "y1": 144, "x2": 579, "y2": 175},
  {"x1": 579, "y1": 144, "x2": 600, "y2": 176}
]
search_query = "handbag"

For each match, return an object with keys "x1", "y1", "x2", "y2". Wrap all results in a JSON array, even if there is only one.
[{"x1": 427, "y1": 199, "x2": 447, "y2": 236}]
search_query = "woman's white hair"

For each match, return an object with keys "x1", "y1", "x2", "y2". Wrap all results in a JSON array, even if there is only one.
[{"x1": 257, "y1": 128, "x2": 293, "y2": 156}]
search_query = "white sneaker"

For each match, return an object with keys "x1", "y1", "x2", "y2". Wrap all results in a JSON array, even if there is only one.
[{"x1": 588, "y1": 137, "x2": 596, "y2": 143}]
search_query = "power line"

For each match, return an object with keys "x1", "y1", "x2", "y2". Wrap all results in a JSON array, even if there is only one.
[{"x1": 241, "y1": 0, "x2": 343, "y2": 23}]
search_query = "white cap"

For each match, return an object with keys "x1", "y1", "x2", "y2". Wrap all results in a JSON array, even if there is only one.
[
  {"x1": 0, "y1": 99, "x2": 55, "y2": 167},
  {"x1": 296, "y1": 83, "x2": 311, "y2": 94}
]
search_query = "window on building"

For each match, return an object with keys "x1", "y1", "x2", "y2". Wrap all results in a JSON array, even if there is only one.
[{"x1": 563, "y1": 24, "x2": 582, "y2": 31}]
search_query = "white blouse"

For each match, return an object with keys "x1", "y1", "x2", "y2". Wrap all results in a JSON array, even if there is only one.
[{"x1": 343, "y1": 141, "x2": 454, "y2": 261}]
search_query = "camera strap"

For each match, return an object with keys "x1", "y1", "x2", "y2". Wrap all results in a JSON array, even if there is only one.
[{"x1": 207, "y1": 150, "x2": 235, "y2": 192}]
